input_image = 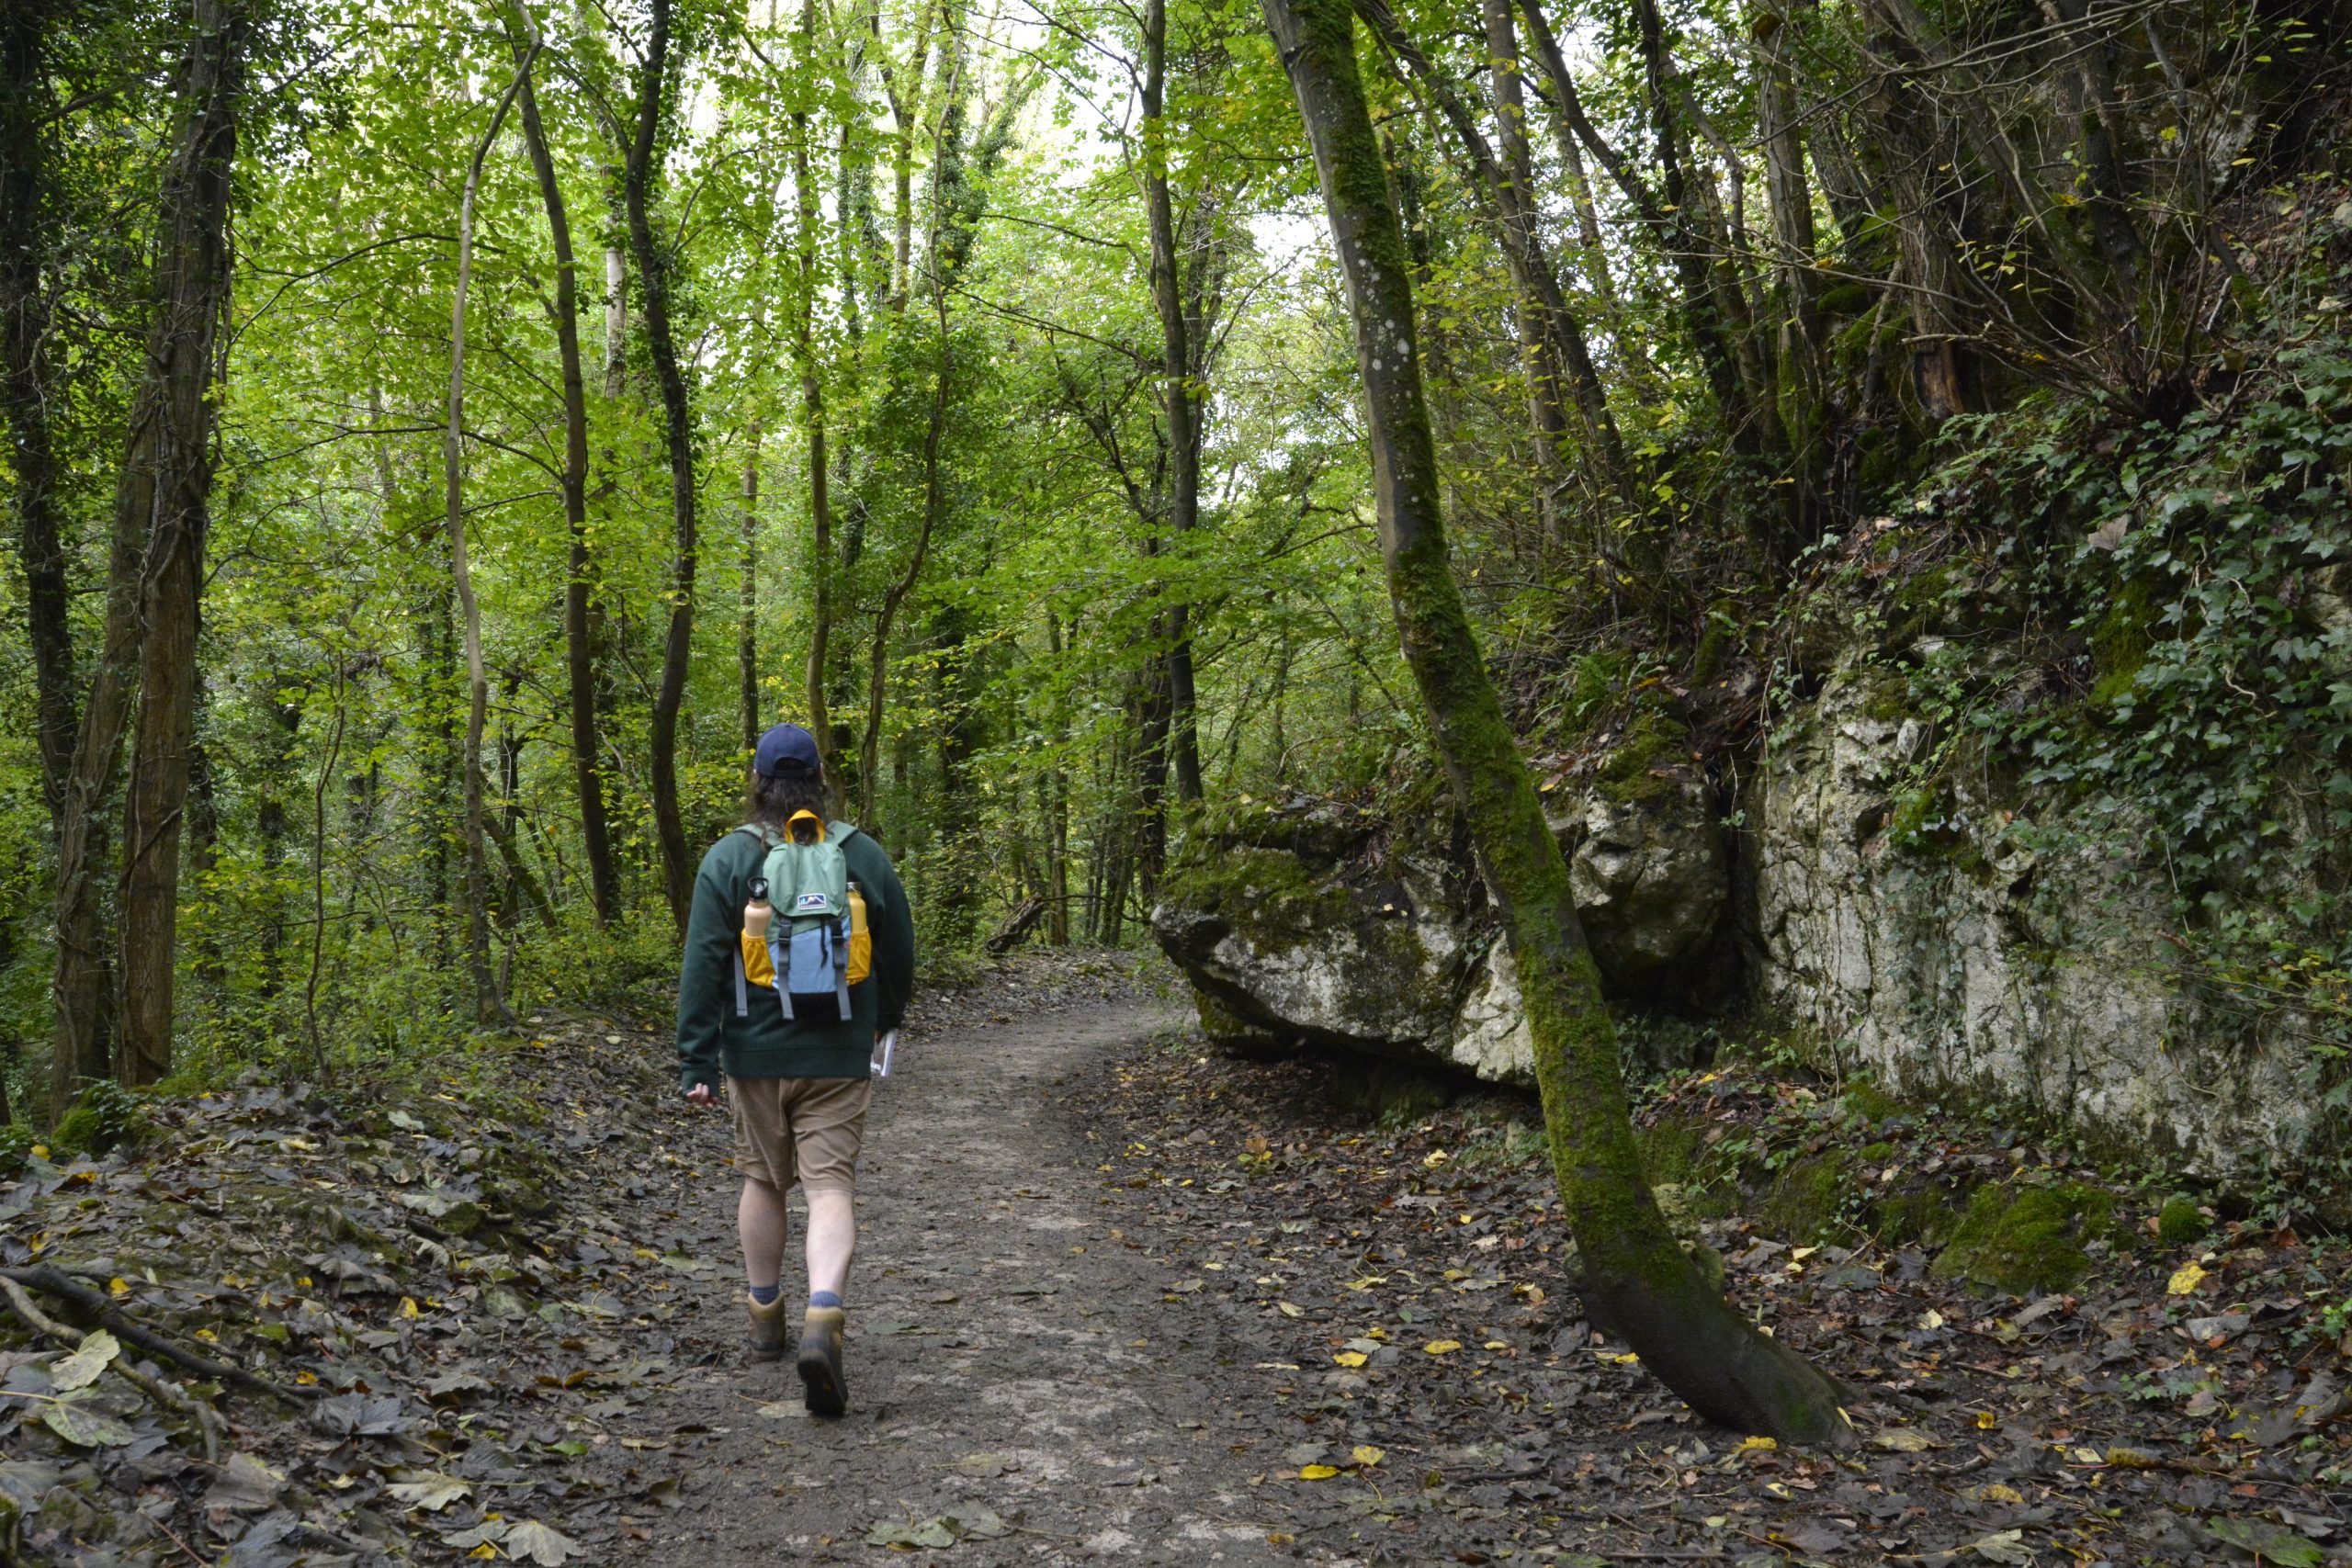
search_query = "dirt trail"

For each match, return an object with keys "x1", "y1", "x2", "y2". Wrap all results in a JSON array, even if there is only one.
[{"x1": 617, "y1": 1001, "x2": 1304, "y2": 1566}]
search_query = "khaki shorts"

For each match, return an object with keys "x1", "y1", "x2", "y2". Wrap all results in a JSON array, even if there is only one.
[{"x1": 728, "y1": 1076, "x2": 871, "y2": 1193}]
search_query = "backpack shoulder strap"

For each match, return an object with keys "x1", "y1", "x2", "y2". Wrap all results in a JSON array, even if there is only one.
[{"x1": 828, "y1": 819, "x2": 862, "y2": 848}]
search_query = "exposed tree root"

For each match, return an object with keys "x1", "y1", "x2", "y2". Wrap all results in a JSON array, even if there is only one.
[
  {"x1": 0, "y1": 1272, "x2": 223, "y2": 1462},
  {"x1": 0, "y1": 1264, "x2": 315, "y2": 1402}
]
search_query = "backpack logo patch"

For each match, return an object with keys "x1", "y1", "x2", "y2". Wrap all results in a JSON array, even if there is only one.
[{"x1": 795, "y1": 892, "x2": 830, "y2": 912}]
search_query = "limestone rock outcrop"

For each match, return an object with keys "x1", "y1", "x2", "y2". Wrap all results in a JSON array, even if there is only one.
[{"x1": 1751, "y1": 664, "x2": 2314, "y2": 1176}]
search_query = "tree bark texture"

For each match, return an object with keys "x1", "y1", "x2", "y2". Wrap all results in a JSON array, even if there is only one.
[
  {"x1": 514, "y1": 46, "x2": 620, "y2": 928},
  {"x1": 1261, "y1": 0, "x2": 1853, "y2": 1442},
  {"x1": 0, "y1": 0, "x2": 76, "y2": 818},
  {"x1": 741, "y1": 417, "x2": 763, "y2": 752},
  {"x1": 104, "y1": 0, "x2": 251, "y2": 1091},
  {"x1": 795, "y1": 0, "x2": 839, "y2": 781},
  {"x1": 625, "y1": 0, "x2": 701, "y2": 932},
  {"x1": 1140, "y1": 0, "x2": 1204, "y2": 805},
  {"x1": 444, "y1": 50, "x2": 536, "y2": 1025}
]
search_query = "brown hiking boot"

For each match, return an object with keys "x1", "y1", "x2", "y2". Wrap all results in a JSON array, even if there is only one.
[
  {"x1": 797, "y1": 1305, "x2": 847, "y2": 1416},
  {"x1": 746, "y1": 1292, "x2": 790, "y2": 1361}
]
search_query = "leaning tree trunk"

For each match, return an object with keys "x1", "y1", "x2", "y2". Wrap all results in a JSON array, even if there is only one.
[
  {"x1": 626, "y1": 0, "x2": 700, "y2": 932},
  {"x1": 514, "y1": 42, "x2": 620, "y2": 927},
  {"x1": 1261, "y1": 0, "x2": 1851, "y2": 1442},
  {"x1": 443, "y1": 48, "x2": 537, "y2": 1026},
  {"x1": 68, "y1": 0, "x2": 248, "y2": 1097}
]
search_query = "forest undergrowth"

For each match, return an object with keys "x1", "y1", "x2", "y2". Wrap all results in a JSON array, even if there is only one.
[{"x1": 4, "y1": 950, "x2": 2350, "y2": 1564}]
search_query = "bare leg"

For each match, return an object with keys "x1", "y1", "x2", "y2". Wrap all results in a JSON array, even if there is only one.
[
  {"x1": 803, "y1": 1186, "x2": 856, "y2": 1300},
  {"x1": 739, "y1": 1179, "x2": 790, "y2": 1292}
]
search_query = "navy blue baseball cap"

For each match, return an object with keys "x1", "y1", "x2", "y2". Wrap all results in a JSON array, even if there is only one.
[{"x1": 753, "y1": 722, "x2": 822, "y2": 778}]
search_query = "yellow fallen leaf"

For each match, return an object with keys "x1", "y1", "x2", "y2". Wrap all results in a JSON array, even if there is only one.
[
  {"x1": 1422, "y1": 1150, "x2": 1449, "y2": 1168},
  {"x1": 1344, "y1": 1276, "x2": 1387, "y2": 1291},
  {"x1": 1599, "y1": 1350, "x2": 1641, "y2": 1366},
  {"x1": 1919, "y1": 1309, "x2": 1946, "y2": 1331},
  {"x1": 1790, "y1": 1246, "x2": 1818, "y2": 1262},
  {"x1": 1277, "y1": 1301, "x2": 1304, "y2": 1318},
  {"x1": 1351, "y1": 1445, "x2": 1385, "y2": 1467},
  {"x1": 1976, "y1": 1483, "x2": 2024, "y2": 1505},
  {"x1": 1299, "y1": 1464, "x2": 1340, "y2": 1480},
  {"x1": 2167, "y1": 1261, "x2": 2207, "y2": 1295},
  {"x1": 1736, "y1": 1436, "x2": 1778, "y2": 1453},
  {"x1": 1423, "y1": 1339, "x2": 1463, "y2": 1355},
  {"x1": 1363, "y1": 1325, "x2": 1389, "y2": 1341},
  {"x1": 401, "y1": 1296, "x2": 420, "y2": 1319},
  {"x1": 1975, "y1": 1411, "x2": 1996, "y2": 1429},
  {"x1": 1333, "y1": 1350, "x2": 1368, "y2": 1368},
  {"x1": 107, "y1": 1278, "x2": 130, "y2": 1300},
  {"x1": 1871, "y1": 1427, "x2": 1934, "y2": 1452},
  {"x1": 295, "y1": 1371, "x2": 319, "y2": 1386},
  {"x1": 29, "y1": 1145, "x2": 48, "y2": 1159}
]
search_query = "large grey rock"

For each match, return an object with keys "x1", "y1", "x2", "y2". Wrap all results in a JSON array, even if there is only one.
[
  {"x1": 1151, "y1": 762, "x2": 1733, "y2": 1089},
  {"x1": 1557, "y1": 771, "x2": 1726, "y2": 991},
  {"x1": 1752, "y1": 663, "x2": 2314, "y2": 1176}
]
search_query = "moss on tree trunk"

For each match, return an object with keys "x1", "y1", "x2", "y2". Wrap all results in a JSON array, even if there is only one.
[{"x1": 1259, "y1": 0, "x2": 1851, "y2": 1442}]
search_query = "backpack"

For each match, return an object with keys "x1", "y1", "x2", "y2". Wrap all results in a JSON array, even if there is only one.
[{"x1": 736, "y1": 812, "x2": 873, "y2": 1021}]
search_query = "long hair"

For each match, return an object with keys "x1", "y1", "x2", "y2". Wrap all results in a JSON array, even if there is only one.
[{"x1": 748, "y1": 769, "x2": 828, "y2": 835}]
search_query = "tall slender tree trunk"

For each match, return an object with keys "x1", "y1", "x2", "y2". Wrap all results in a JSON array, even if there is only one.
[
  {"x1": 625, "y1": 0, "x2": 701, "y2": 931},
  {"x1": 82, "y1": 0, "x2": 248, "y2": 1094},
  {"x1": 1261, "y1": 0, "x2": 1852, "y2": 1442},
  {"x1": 514, "y1": 43, "x2": 620, "y2": 926},
  {"x1": 793, "y1": 0, "x2": 839, "y2": 781},
  {"x1": 444, "y1": 50, "x2": 536, "y2": 1024},
  {"x1": 1, "y1": 0, "x2": 75, "y2": 819},
  {"x1": 741, "y1": 417, "x2": 763, "y2": 750},
  {"x1": 1752, "y1": 1, "x2": 1826, "y2": 547},
  {"x1": 1140, "y1": 0, "x2": 1204, "y2": 806},
  {"x1": 858, "y1": 321, "x2": 947, "y2": 827}
]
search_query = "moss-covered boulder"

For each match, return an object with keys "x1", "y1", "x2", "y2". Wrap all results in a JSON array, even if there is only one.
[
  {"x1": 1150, "y1": 796, "x2": 1481, "y2": 1062},
  {"x1": 1931, "y1": 1182, "x2": 2119, "y2": 1295}
]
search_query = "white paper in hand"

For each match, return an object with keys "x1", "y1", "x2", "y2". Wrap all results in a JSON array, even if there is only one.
[{"x1": 872, "y1": 1029, "x2": 899, "y2": 1079}]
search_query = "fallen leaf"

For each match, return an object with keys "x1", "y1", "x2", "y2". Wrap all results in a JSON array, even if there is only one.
[
  {"x1": 1351, "y1": 1445, "x2": 1385, "y2": 1467},
  {"x1": 49, "y1": 1330, "x2": 119, "y2": 1393},
  {"x1": 389, "y1": 1472, "x2": 472, "y2": 1512},
  {"x1": 1299, "y1": 1463, "x2": 1340, "y2": 1480},
  {"x1": 2207, "y1": 1517, "x2": 2324, "y2": 1566},
  {"x1": 2168, "y1": 1261, "x2": 2208, "y2": 1295},
  {"x1": 1332, "y1": 1350, "x2": 1368, "y2": 1368},
  {"x1": 1423, "y1": 1339, "x2": 1463, "y2": 1355},
  {"x1": 1962, "y1": 1528, "x2": 2033, "y2": 1564},
  {"x1": 504, "y1": 1519, "x2": 584, "y2": 1565},
  {"x1": 1975, "y1": 1483, "x2": 2025, "y2": 1505},
  {"x1": 1871, "y1": 1427, "x2": 1936, "y2": 1452},
  {"x1": 41, "y1": 1398, "x2": 135, "y2": 1448},
  {"x1": 1277, "y1": 1301, "x2": 1303, "y2": 1318}
]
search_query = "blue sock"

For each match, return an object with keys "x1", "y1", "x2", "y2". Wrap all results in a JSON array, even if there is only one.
[
  {"x1": 750, "y1": 1283, "x2": 782, "y2": 1305},
  {"x1": 808, "y1": 1291, "x2": 842, "y2": 1309}
]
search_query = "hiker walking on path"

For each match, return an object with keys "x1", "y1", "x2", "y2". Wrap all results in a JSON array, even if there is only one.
[{"x1": 676, "y1": 723, "x2": 916, "y2": 1415}]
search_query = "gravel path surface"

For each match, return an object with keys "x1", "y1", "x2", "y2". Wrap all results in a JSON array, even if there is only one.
[{"x1": 620, "y1": 1000, "x2": 1306, "y2": 1566}]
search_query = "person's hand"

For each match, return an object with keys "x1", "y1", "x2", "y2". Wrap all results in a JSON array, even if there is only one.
[{"x1": 685, "y1": 1082, "x2": 716, "y2": 1108}]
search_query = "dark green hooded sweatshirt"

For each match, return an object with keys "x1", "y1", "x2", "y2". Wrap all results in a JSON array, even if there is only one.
[{"x1": 675, "y1": 825, "x2": 915, "y2": 1092}]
